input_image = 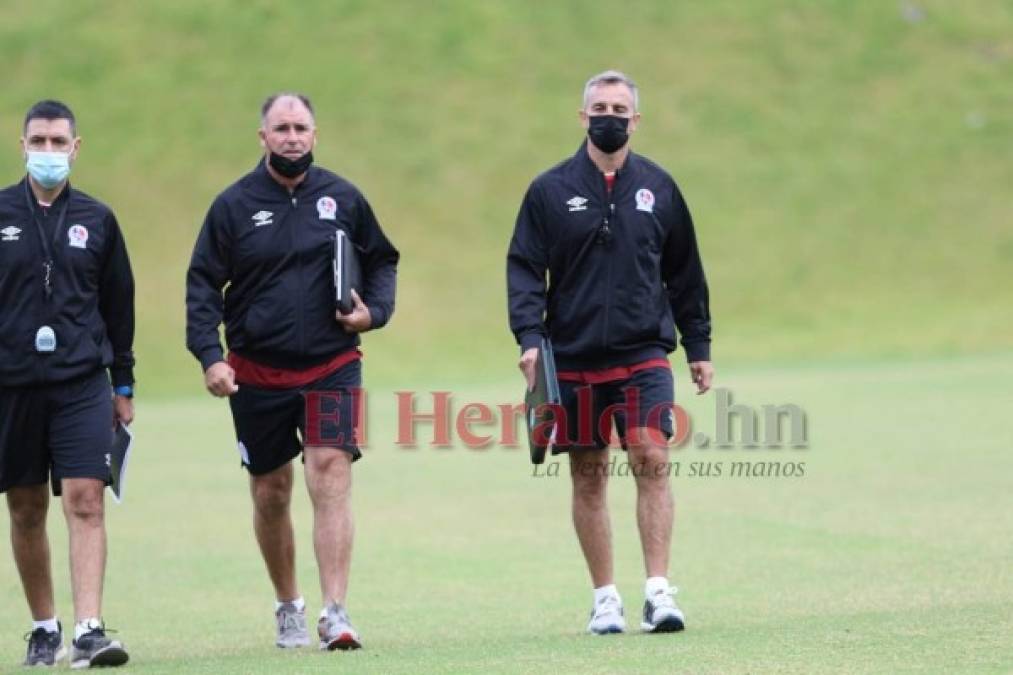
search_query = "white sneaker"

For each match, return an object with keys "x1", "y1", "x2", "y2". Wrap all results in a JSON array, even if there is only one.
[
  {"x1": 587, "y1": 594, "x2": 626, "y2": 635},
  {"x1": 275, "y1": 602, "x2": 310, "y2": 648},
  {"x1": 641, "y1": 585, "x2": 685, "y2": 633},
  {"x1": 317, "y1": 602, "x2": 362, "y2": 651}
]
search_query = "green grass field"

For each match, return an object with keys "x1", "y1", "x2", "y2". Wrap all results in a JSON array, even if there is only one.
[{"x1": 1, "y1": 354, "x2": 1010, "y2": 673}]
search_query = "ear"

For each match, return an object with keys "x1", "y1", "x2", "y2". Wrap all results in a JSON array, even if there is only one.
[
  {"x1": 257, "y1": 127, "x2": 267, "y2": 150},
  {"x1": 69, "y1": 136, "x2": 82, "y2": 163},
  {"x1": 579, "y1": 109, "x2": 590, "y2": 130},
  {"x1": 627, "y1": 112, "x2": 642, "y2": 134}
]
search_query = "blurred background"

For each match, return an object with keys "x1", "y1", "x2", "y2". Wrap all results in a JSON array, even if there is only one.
[{"x1": 1, "y1": 0, "x2": 1009, "y2": 396}]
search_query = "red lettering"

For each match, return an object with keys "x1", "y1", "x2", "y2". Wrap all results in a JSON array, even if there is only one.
[
  {"x1": 457, "y1": 402, "x2": 495, "y2": 449},
  {"x1": 497, "y1": 403, "x2": 525, "y2": 448},
  {"x1": 396, "y1": 391, "x2": 452, "y2": 448}
]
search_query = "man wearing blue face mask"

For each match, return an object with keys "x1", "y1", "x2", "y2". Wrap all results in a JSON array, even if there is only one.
[
  {"x1": 508, "y1": 71, "x2": 713, "y2": 636},
  {"x1": 0, "y1": 100, "x2": 134, "y2": 668}
]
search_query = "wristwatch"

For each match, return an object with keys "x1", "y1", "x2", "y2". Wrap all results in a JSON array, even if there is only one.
[{"x1": 114, "y1": 385, "x2": 134, "y2": 399}]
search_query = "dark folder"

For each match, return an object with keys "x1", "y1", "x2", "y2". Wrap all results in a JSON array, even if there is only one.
[
  {"x1": 333, "y1": 230, "x2": 362, "y2": 315},
  {"x1": 108, "y1": 422, "x2": 133, "y2": 504},
  {"x1": 524, "y1": 337, "x2": 561, "y2": 465}
]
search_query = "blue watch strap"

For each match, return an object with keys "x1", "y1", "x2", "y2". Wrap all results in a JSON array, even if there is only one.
[{"x1": 114, "y1": 385, "x2": 133, "y2": 398}]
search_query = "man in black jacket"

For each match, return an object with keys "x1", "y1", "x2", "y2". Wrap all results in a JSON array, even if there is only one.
[
  {"x1": 507, "y1": 71, "x2": 713, "y2": 636},
  {"x1": 186, "y1": 93, "x2": 398, "y2": 652},
  {"x1": 0, "y1": 100, "x2": 133, "y2": 668}
]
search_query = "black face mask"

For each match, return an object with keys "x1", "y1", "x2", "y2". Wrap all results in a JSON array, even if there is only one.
[
  {"x1": 268, "y1": 151, "x2": 314, "y2": 178},
  {"x1": 587, "y1": 115, "x2": 630, "y2": 154}
]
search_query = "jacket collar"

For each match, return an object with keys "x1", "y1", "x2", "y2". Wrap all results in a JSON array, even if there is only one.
[
  {"x1": 21, "y1": 176, "x2": 72, "y2": 213},
  {"x1": 573, "y1": 139, "x2": 636, "y2": 181},
  {"x1": 250, "y1": 157, "x2": 321, "y2": 198}
]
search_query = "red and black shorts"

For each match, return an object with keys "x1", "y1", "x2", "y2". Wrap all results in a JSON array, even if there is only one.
[
  {"x1": 228, "y1": 359, "x2": 363, "y2": 475},
  {"x1": 552, "y1": 366, "x2": 675, "y2": 453}
]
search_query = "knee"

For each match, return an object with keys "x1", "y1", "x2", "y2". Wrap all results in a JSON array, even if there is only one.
[
  {"x1": 305, "y1": 447, "x2": 351, "y2": 476},
  {"x1": 62, "y1": 486, "x2": 104, "y2": 524},
  {"x1": 305, "y1": 449, "x2": 352, "y2": 500},
  {"x1": 252, "y1": 475, "x2": 292, "y2": 518},
  {"x1": 628, "y1": 444, "x2": 671, "y2": 488},
  {"x1": 571, "y1": 472, "x2": 608, "y2": 509},
  {"x1": 8, "y1": 490, "x2": 48, "y2": 531}
]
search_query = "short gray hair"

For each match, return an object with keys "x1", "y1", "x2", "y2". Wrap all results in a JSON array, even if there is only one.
[
  {"x1": 582, "y1": 70, "x2": 639, "y2": 111},
  {"x1": 260, "y1": 92, "x2": 315, "y2": 124}
]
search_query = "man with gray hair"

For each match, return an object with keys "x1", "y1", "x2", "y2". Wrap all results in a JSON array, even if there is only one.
[
  {"x1": 186, "y1": 92, "x2": 399, "y2": 651},
  {"x1": 508, "y1": 70, "x2": 713, "y2": 635}
]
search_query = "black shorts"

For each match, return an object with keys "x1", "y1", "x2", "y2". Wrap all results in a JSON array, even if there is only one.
[
  {"x1": 552, "y1": 366, "x2": 675, "y2": 453},
  {"x1": 228, "y1": 359, "x2": 363, "y2": 475},
  {"x1": 0, "y1": 371, "x2": 114, "y2": 496}
]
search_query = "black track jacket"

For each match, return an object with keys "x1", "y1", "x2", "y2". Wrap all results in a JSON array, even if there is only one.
[
  {"x1": 186, "y1": 161, "x2": 399, "y2": 372},
  {"x1": 0, "y1": 178, "x2": 135, "y2": 387},
  {"x1": 507, "y1": 142, "x2": 711, "y2": 370}
]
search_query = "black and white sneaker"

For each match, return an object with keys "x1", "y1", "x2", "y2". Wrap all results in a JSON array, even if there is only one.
[
  {"x1": 641, "y1": 586, "x2": 686, "y2": 633},
  {"x1": 70, "y1": 622, "x2": 128, "y2": 669},
  {"x1": 24, "y1": 623, "x2": 66, "y2": 667}
]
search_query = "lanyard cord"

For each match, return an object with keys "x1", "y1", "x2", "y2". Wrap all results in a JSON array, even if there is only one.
[{"x1": 23, "y1": 180, "x2": 71, "y2": 300}]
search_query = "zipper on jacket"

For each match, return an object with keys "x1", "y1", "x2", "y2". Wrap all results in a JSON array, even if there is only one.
[
  {"x1": 598, "y1": 169, "x2": 616, "y2": 349},
  {"x1": 291, "y1": 194, "x2": 306, "y2": 353}
]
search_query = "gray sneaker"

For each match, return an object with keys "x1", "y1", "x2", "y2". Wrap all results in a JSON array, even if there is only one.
[
  {"x1": 317, "y1": 602, "x2": 362, "y2": 651},
  {"x1": 69, "y1": 622, "x2": 128, "y2": 670},
  {"x1": 24, "y1": 623, "x2": 66, "y2": 667},
  {"x1": 275, "y1": 602, "x2": 311, "y2": 648}
]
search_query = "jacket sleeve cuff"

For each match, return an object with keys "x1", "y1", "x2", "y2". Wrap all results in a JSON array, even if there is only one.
[
  {"x1": 109, "y1": 366, "x2": 134, "y2": 388},
  {"x1": 519, "y1": 332, "x2": 543, "y2": 352},
  {"x1": 368, "y1": 306, "x2": 388, "y2": 330},
  {"x1": 683, "y1": 341, "x2": 711, "y2": 363},
  {"x1": 199, "y1": 346, "x2": 225, "y2": 372}
]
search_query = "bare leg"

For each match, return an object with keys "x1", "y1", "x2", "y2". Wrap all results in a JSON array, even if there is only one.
[
  {"x1": 8, "y1": 485, "x2": 55, "y2": 620},
  {"x1": 250, "y1": 462, "x2": 299, "y2": 601},
  {"x1": 568, "y1": 449, "x2": 613, "y2": 588},
  {"x1": 61, "y1": 478, "x2": 106, "y2": 621},
  {"x1": 627, "y1": 429, "x2": 673, "y2": 578},
  {"x1": 304, "y1": 447, "x2": 353, "y2": 605}
]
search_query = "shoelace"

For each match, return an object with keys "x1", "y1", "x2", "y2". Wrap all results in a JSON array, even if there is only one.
[
  {"x1": 594, "y1": 595, "x2": 623, "y2": 618},
  {"x1": 77, "y1": 626, "x2": 118, "y2": 643},
  {"x1": 650, "y1": 586, "x2": 679, "y2": 610},
  {"x1": 279, "y1": 613, "x2": 303, "y2": 632},
  {"x1": 24, "y1": 628, "x2": 53, "y2": 658},
  {"x1": 24, "y1": 627, "x2": 50, "y2": 642}
]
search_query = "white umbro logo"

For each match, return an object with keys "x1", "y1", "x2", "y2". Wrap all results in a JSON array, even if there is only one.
[
  {"x1": 252, "y1": 211, "x2": 274, "y2": 227},
  {"x1": 567, "y1": 196, "x2": 588, "y2": 212},
  {"x1": 1, "y1": 225, "x2": 21, "y2": 242}
]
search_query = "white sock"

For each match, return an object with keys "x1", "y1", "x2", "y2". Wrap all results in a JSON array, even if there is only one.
[
  {"x1": 593, "y1": 584, "x2": 620, "y2": 606},
  {"x1": 645, "y1": 576, "x2": 669, "y2": 598},
  {"x1": 32, "y1": 618, "x2": 59, "y2": 634},
  {"x1": 275, "y1": 596, "x2": 305, "y2": 612},
  {"x1": 74, "y1": 618, "x2": 102, "y2": 640}
]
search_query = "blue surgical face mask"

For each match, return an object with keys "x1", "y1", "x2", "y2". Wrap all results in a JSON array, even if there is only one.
[{"x1": 26, "y1": 151, "x2": 72, "y2": 189}]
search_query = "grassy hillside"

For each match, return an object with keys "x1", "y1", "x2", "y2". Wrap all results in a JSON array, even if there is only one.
[{"x1": 0, "y1": 1, "x2": 1010, "y2": 395}]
